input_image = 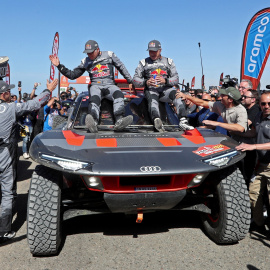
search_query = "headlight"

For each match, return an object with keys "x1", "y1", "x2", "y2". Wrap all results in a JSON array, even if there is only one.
[
  {"x1": 188, "y1": 173, "x2": 208, "y2": 187},
  {"x1": 41, "y1": 154, "x2": 89, "y2": 171},
  {"x1": 203, "y1": 150, "x2": 238, "y2": 167}
]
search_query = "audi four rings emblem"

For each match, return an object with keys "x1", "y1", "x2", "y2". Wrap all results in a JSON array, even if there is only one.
[{"x1": 140, "y1": 166, "x2": 161, "y2": 172}]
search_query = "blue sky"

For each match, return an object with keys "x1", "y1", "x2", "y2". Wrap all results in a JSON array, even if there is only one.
[{"x1": 1, "y1": 0, "x2": 270, "y2": 95}]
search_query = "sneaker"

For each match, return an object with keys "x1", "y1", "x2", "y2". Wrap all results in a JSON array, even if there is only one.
[
  {"x1": 179, "y1": 117, "x2": 194, "y2": 131},
  {"x1": 85, "y1": 114, "x2": 98, "y2": 133},
  {"x1": 23, "y1": 153, "x2": 29, "y2": 159},
  {"x1": 0, "y1": 231, "x2": 16, "y2": 243},
  {"x1": 114, "y1": 115, "x2": 133, "y2": 131},
  {"x1": 154, "y1": 118, "x2": 165, "y2": 132}
]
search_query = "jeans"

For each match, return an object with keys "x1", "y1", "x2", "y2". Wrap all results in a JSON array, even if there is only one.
[{"x1": 22, "y1": 125, "x2": 33, "y2": 154}]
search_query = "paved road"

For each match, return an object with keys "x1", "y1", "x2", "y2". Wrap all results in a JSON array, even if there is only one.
[{"x1": 1, "y1": 144, "x2": 270, "y2": 270}]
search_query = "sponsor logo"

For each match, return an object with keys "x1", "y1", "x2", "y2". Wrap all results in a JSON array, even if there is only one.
[
  {"x1": 85, "y1": 44, "x2": 92, "y2": 50},
  {"x1": 193, "y1": 144, "x2": 230, "y2": 157},
  {"x1": 135, "y1": 187, "x2": 157, "y2": 191},
  {"x1": 0, "y1": 105, "x2": 6, "y2": 113},
  {"x1": 140, "y1": 166, "x2": 161, "y2": 172},
  {"x1": 91, "y1": 64, "x2": 110, "y2": 78},
  {"x1": 245, "y1": 14, "x2": 270, "y2": 77},
  {"x1": 150, "y1": 68, "x2": 167, "y2": 76},
  {"x1": 149, "y1": 42, "x2": 156, "y2": 48}
]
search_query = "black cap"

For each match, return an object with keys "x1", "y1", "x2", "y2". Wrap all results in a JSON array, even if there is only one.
[
  {"x1": 147, "y1": 40, "x2": 161, "y2": 51},
  {"x1": 83, "y1": 40, "x2": 99, "y2": 53}
]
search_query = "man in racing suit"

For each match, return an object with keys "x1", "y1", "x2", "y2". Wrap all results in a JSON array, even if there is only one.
[
  {"x1": 0, "y1": 79, "x2": 58, "y2": 242},
  {"x1": 49, "y1": 40, "x2": 135, "y2": 133},
  {"x1": 133, "y1": 40, "x2": 186, "y2": 132}
]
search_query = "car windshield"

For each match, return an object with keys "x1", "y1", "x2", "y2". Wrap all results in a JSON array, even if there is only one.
[{"x1": 68, "y1": 92, "x2": 179, "y2": 132}]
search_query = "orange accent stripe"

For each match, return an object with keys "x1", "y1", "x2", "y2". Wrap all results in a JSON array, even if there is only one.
[
  {"x1": 96, "y1": 138, "x2": 117, "y2": 147},
  {"x1": 156, "y1": 138, "x2": 182, "y2": 146},
  {"x1": 62, "y1": 130, "x2": 85, "y2": 146},
  {"x1": 182, "y1": 135, "x2": 205, "y2": 144}
]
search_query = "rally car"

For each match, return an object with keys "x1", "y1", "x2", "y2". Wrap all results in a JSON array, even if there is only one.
[{"x1": 27, "y1": 88, "x2": 251, "y2": 256}]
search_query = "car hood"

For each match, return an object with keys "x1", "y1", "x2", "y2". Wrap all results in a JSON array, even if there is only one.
[{"x1": 30, "y1": 128, "x2": 245, "y2": 176}]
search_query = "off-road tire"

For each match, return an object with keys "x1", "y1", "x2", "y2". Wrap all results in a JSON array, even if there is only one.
[
  {"x1": 27, "y1": 165, "x2": 62, "y2": 256},
  {"x1": 201, "y1": 166, "x2": 251, "y2": 244},
  {"x1": 52, "y1": 115, "x2": 68, "y2": 129}
]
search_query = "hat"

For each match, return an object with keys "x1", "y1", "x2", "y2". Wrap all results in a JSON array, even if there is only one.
[
  {"x1": 147, "y1": 40, "x2": 161, "y2": 51},
  {"x1": 83, "y1": 40, "x2": 99, "y2": 53},
  {"x1": 0, "y1": 80, "x2": 15, "y2": 94},
  {"x1": 219, "y1": 87, "x2": 241, "y2": 101}
]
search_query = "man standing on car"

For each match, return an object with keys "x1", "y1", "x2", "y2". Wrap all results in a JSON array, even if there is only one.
[
  {"x1": 133, "y1": 40, "x2": 186, "y2": 132},
  {"x1": 0, "y1": 79, "x2": 58, "y2": 243},
  {"x1": 49, "y1": 40, "x2": 135, "y2": 133}
]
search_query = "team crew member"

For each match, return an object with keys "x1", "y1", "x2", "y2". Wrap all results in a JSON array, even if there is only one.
[
  {"x1": 133, "y1": 40, "x2": 186, "y2": 132},
  {"x1": 49, "y1": 40, "x2": 135, "y2": 133},
  {"x1": 0, "y1": 79, "x2": 58, "y2": 243},
  {"x1": 176, "y1": 87, "x2": 248, "y2": 140},
  {"x1": 236, "y1": 92, "x2": 270, "y2": 231}
]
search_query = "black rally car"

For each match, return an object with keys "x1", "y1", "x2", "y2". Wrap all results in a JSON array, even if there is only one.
[{"x1": 27, "y1": 90, "x2": 250, "y2": 256}]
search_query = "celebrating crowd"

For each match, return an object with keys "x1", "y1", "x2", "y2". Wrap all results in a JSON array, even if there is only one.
[{"x1": 1, "y1": 39, "x2": 270, "y2": 244}]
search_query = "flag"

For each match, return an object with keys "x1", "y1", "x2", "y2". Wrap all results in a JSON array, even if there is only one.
[
  {"x1": 241, "y1": 8, "x2": 270, "y2": 89},
  {"x1": 49, "y1": 32, "x2": 60, "y2": 82},
  {"x1": 191, "y1": 76, "x2": 195, "y2": 88},
  {"x1": 219, "y1": 73, "x2": 223, "y2": 87}
]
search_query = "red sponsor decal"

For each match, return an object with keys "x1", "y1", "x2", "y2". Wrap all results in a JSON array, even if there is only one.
[
  {"x1": 92, "y1": 71, "x2": 110, "y2": 78},
  {"x1": 150, "y1": 68, "x2": 167, "y2": 76},
  {"x1": 193, "y1": 144, "x2": 230, "y2": 157}
]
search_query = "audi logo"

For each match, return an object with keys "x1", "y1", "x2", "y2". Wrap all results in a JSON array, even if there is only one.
[{"x1": 140, "y1": 166, "x2": 161, "y2": 172}]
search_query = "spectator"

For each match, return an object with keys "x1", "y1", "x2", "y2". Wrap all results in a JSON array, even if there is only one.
[
  {"x1": 43, "y1": 97, "x2": 66, "y2": 132},
  {"x1": 10, "y1": 94, "x2": 17, "y2": 103},
  {"x1": 236, "y1": 91, "x2": 270, "y2": 232},
  {"x1": 182, "y1": 92, "x2": 198, "y2": 115},
  {"x1": 176, "y1": 87, "x2": 248, "y2": 140},
  {"x1": 0, "y1": 79, "x2": 58, "y2": 243},
  {"x1": 133, "y1": 40, "x2": 185, "y2": 132},
  {"x1": 66, "y1": 86, "x2": 78, "y2": 100},
  {"x1": 187, "y1": 93, "x2": 227, "y2": 135},
  {"x1": 239, "y1": 79, "x2": 253, "y2": 97},
  {"x1": 49, "y1": 40, "x2": 134, "y2": 133}
]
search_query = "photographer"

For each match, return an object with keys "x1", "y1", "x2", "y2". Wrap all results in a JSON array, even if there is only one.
[
  {"x1": 43, "y1": 97, "x2": 67, "y2": 132},
  {"x1": 66, "y1": 86, "x2": 78, "y2": 101}
]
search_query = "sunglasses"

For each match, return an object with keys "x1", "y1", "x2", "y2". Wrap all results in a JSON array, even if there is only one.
[
  {"x1": 260, "y1": 102, "x2": 270, "y2": 106},
  {"x1": 242, "y1": 95, "x2": 253, "y2": 99},
  {"x1": 61, "y1": 95, "x2": 68, "y2": 98},
  {"x1": 203, "y1": 99, "x2": 210, "y2": 101}
]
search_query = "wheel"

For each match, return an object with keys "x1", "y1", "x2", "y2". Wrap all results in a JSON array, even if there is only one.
[
  {"x1": 201, "y1": 166, "x2": 251, "y2": 244},
  {"x1": 27, "y1": 165, "x2": 62, "y2": 256}
]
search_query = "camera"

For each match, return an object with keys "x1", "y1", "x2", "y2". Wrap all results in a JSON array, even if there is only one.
[
  {"x1": 266, "y1": 85, "x2": 270, "y2": 89},
  {"x1": 18, "y1": 81, "x2": 22, "y2": 87},
  {"x1": 221, "y1": 75, "x2": 238, "y2": 88}
]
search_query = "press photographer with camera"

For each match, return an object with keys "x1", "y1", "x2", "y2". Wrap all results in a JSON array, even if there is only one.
[{"x1": 43, "y1": 96, "x2": 67, "y2": 132}]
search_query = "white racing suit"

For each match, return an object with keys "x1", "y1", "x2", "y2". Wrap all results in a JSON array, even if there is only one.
[
  {"x1": 0, "y1": 90, "x2": 51, "y2": 235},
  {"x1": 133, "y1": 56, "x2": 186, "y2": 121},
  {"x1": 57, "y1": 51, "x2": 133, "y2": 122}
]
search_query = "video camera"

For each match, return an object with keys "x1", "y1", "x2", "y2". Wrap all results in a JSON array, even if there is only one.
[
  {"x1": 266, "y1": 85, "x2": 270, "y2": 90},
  {"x1": 221, "y1": 75, "x2": 238, "y2": 88}
]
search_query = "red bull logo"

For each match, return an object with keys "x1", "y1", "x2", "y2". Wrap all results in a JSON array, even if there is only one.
[
  {"x1": 91, "y1": 64, "x2": 110, "y2": 78},
  {"x1": 150, "y1": 68, "x2": 167, "y2": 76}
]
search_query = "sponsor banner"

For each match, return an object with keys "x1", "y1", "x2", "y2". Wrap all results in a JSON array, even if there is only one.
[
  {"x1": 241, "y1": 8, "x2": 270, "y2": 89},
  {"x1": 193, "y1": 144, "x2": 230, "y2": 157},
  {"x1": 49, "y1": 32, "x2": 59, "y2": 82},
  {"x1": 191, "y1": 76, "x2": 195, "y2": 88},
  {"x1": 5, "y1": 63, "x2": 10, "y2": 85},
  {"x1": 219, "y1": 72, "x2": 223, "y2": 87}
]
